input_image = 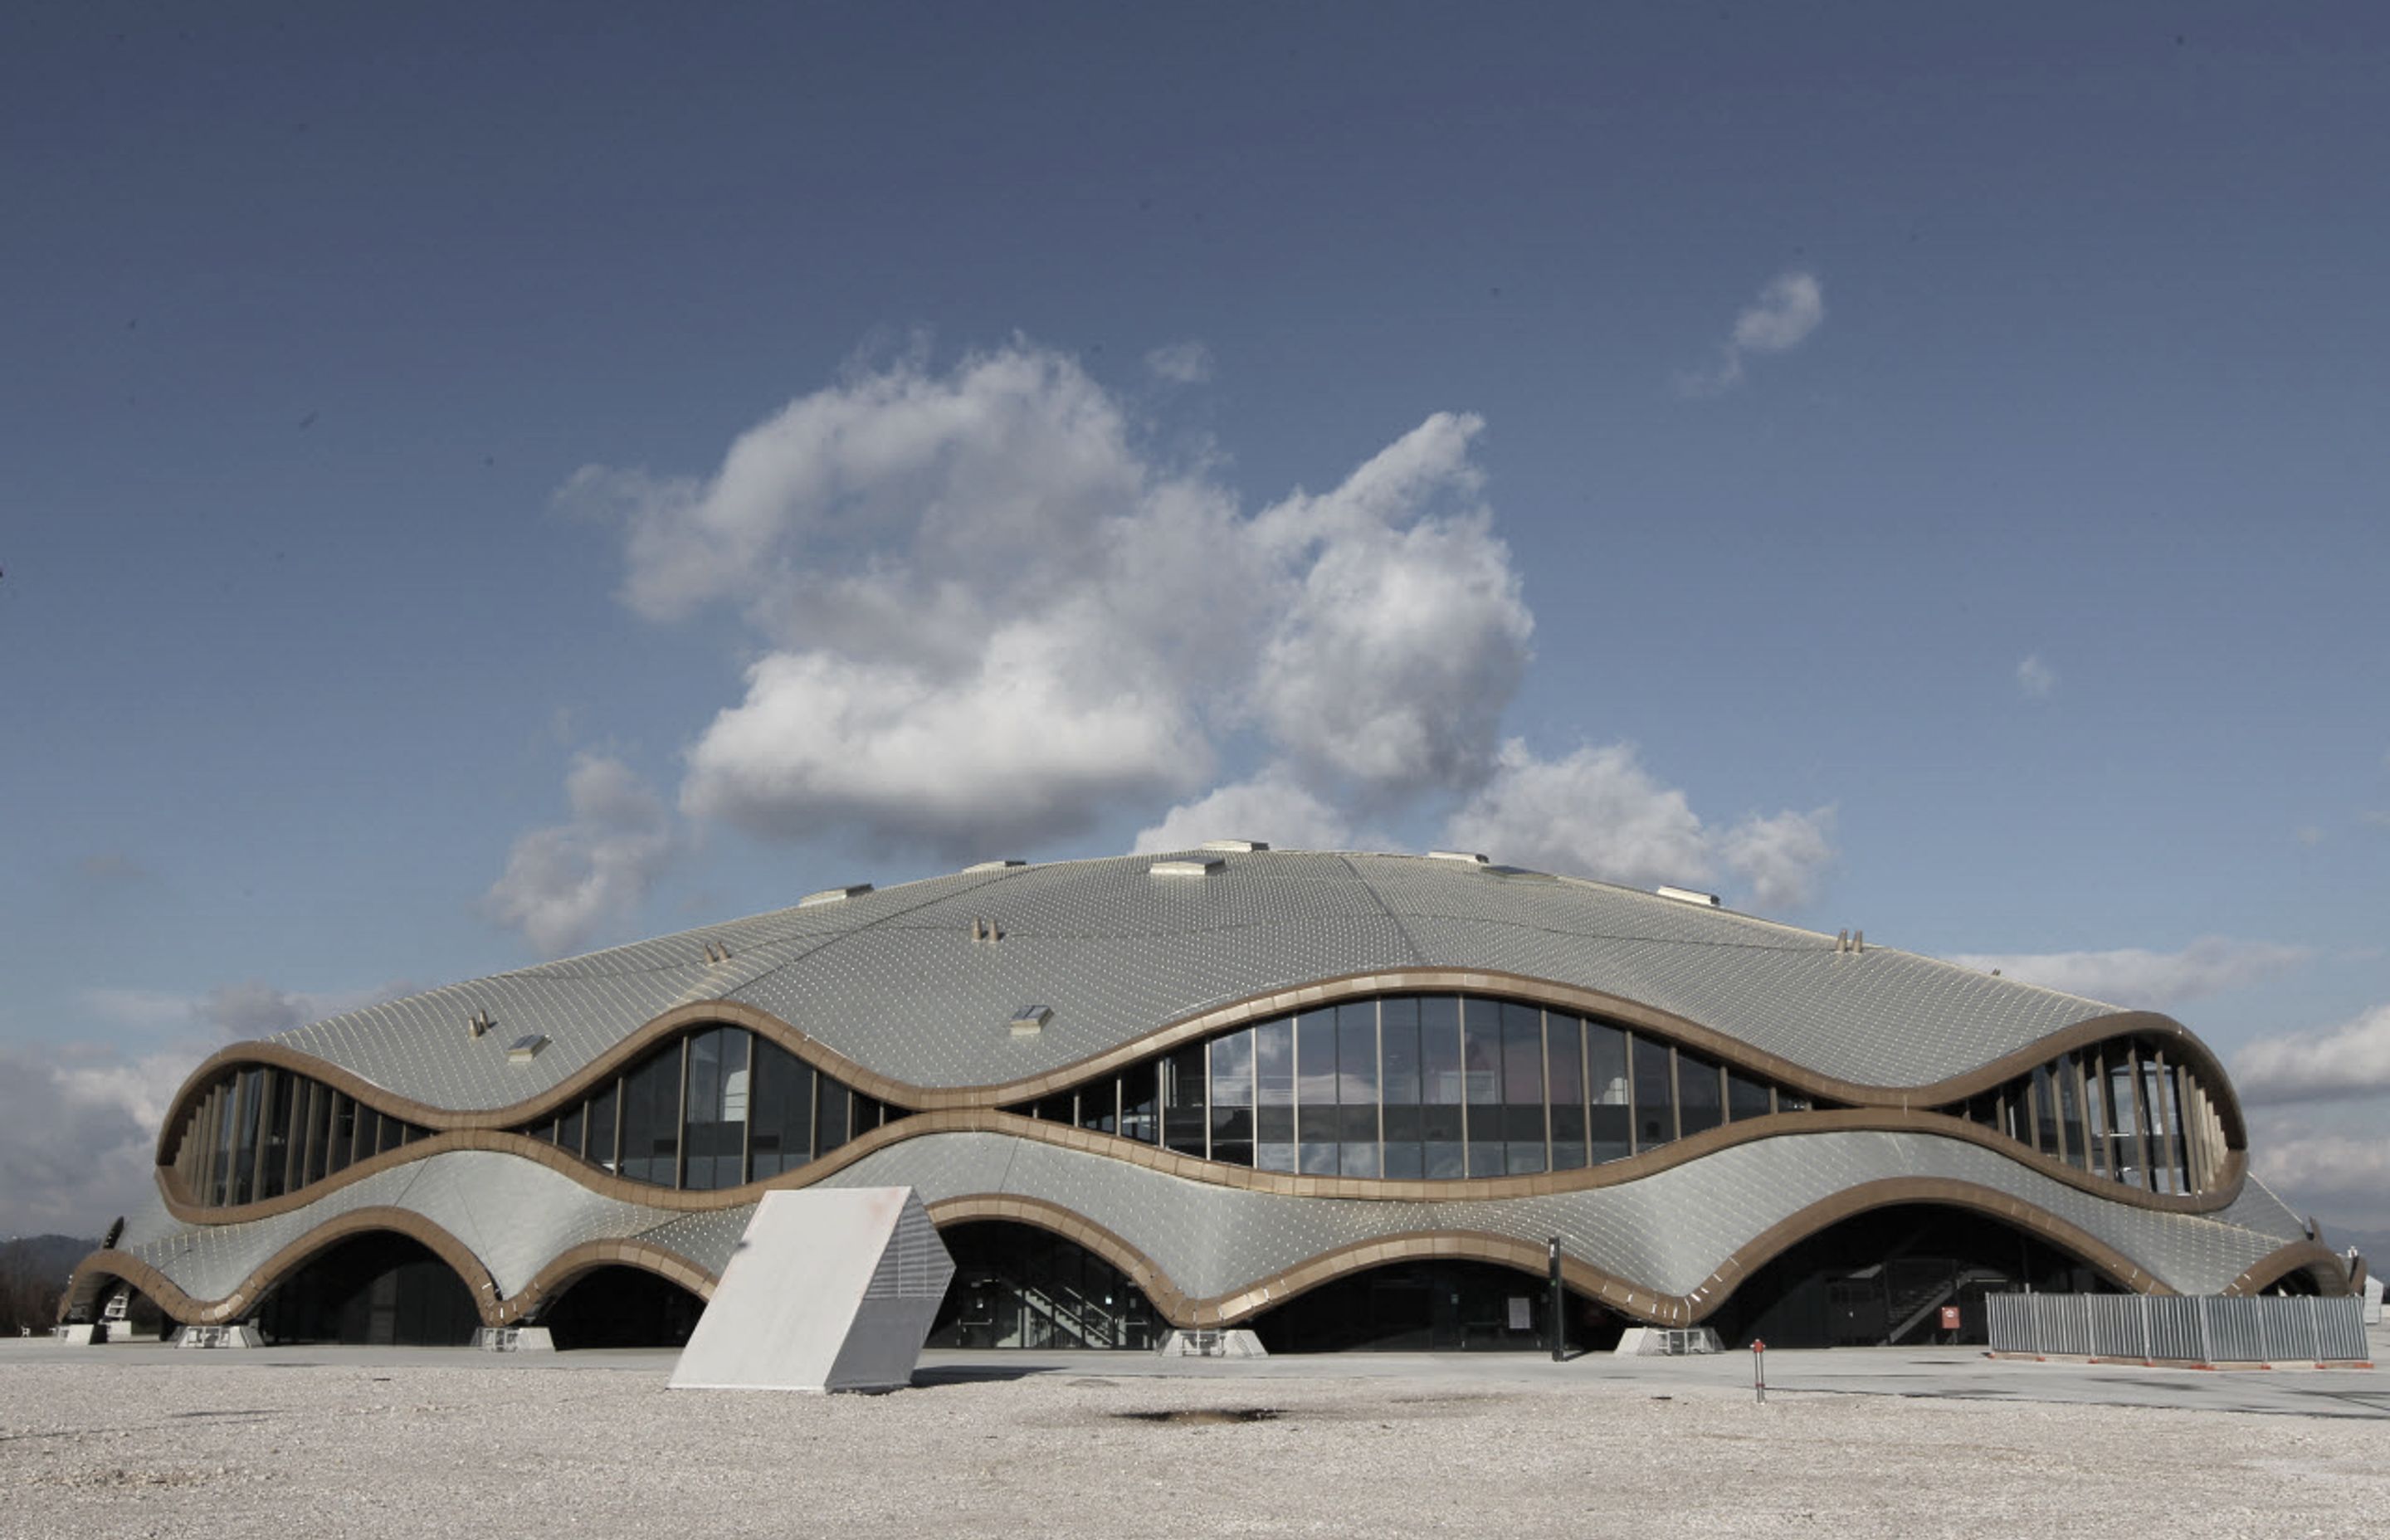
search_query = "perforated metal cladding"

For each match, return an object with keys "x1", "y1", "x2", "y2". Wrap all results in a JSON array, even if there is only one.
[
  {"x1": 819, "y1": 1128, "x2": 2299, "y2": 1304},
  {"x1": 261, "y1": 850, "x2": 2124, "y2": 1110},
  {"x1": 864, "y1": 1196, "x2": 955, "y2": 1302}
]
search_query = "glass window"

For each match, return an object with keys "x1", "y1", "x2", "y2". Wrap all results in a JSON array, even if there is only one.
[
  {"x1": 1726, "y1": 1069, "x2": 1773, "y2": 1122},
  {"x1": 1547, "y1": 1013, "x2": 1586, "y2": 1171},
  {"x1": 1500, "y1": 1002, "x2": 1545, "y2": 1174},
  {"x1": 326, "y1": 1092, "x2": 354, "y2": 1177},
  {"x1": 1209, "y1": 1028, "x2": 1254, "y2": 1167},
  {"x1": 1077, "y1": 1076, "x2": 1118, "y2": 1135},
  {"x1": 1121, "y1": 1064, "x2": 1158, "y2": 1145},
  {"x1": 1380, "y1": 997, "x2": 1424, "y2": 1179},
  {"x1": 1587, "y1": 1021, "x2": 1630, "y2": 1164},
  {"x1": 748, "y1": 1039, "x2": 812, "y2": 1177},
  {"x1": 2054, "y1": 1053, "x2": 2085, "y2": 1168},
  {"x1": 557, "y1": 1101, "x2": 585, "y2": 1161},
  {"x1": 585, "y1": 1079, "x2": 620, "y2": 1172},
  {"x1": 1255, "y1": 1016, "x2": 1295, "y2": 1173},
  {"x1": 260, "y1": 1071, "x2": 295, "y2": 1200},
  {"x1": 230, "y1": 1069, "x2": 264, "y2": 1205},
  {"x1": 618, "y1": 1040, "x2": 682, "y2": 1186},
  {"x1": 817, "y1": 1080, "x2": 851, "y2": 1154},
  {"x1": 1295, "y1": 1009, "x2": 1339, "y2": 1174},
  {"x1": 1676, "y1": 1050, "x2": 1723, "y2": 1139},
  {"x1": 301, "y1": 1084, "x2": 332, "y2": 1187},
  {"x1": 682, "y1": 1027, "x2": 750, "y2": 1191},
  {"x1": 1462, "y1": 997, "x2": 1504, "y2": 1177},
  {"x1": 1162, "y1": 1044, "x2": 1207, "y2": 1157},
  {"x1": 1336, "y1": 1001, "x2": 1380, "y2": 1177},
  {"x1": 1421, "y1": 997, "x2": 1464, "y2": 1178},
  {"x1": 2031, "y1": 1064, "x2": 2061, "y2": 1158},
  {"x1": 1631, "y1": 1033, "x2": 1675, "y2": 1153}
]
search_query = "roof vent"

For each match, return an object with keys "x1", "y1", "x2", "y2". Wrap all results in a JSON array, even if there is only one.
[
  {"x1": 1834, "y1": 928, "x2": 1866, "y2": 955},
  {"x1": 506, "y1": 1033, "x2": 548, "y2": 1063},
  {"x1": 1008, "y1": 1006, "x2": 1052, "y2": 1036},
  {"x1": 466, "y1": 1009, "x2": 495, "y2": 1040},
  {"x1": 964, "y1": 859, "x2": 1027, "y2": 873},
  {"x1": 700, "y1": 938, "x2": 734, "y2": 963},
  {"x1": 800, "y1": 884, "x2": 873, "y2": 907},
  {"x1": 1199, "y1": 839, "x2": 1269, "y2": 853},
  {"x1": 1150, "y1": 856, "x2": 1224, "y2": 877},
  {"x1": 1656, "y1": 885, "x2": 1721, "y2": 908},
  {"x1": 970, "y1": 917, "x2": 1004, "y2": 943},
  {"x1": 1428, "y1": 850, "x2": 1490, "y2": 865}
]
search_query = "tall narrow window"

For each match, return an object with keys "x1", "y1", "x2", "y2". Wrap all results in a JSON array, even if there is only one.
[
  {"x1": 1462, "y1": 997, "x2": 1504, "y2": 1177},
  {"x1": 748, "y1": 1038, "x2": 813, "y2": 1178},
  {"x1": 1548, "y1": 1013, "x2": 1587, "y2": 1171},
  {"x1": 1587, "y1": 1021, "x2": 1631, "y2": 1164},
  {"x1": 1631, "y1": 1034, "x2": 1675, "y2": 1153},
  {"x1": 1676, "y1": 1050, "x2": 1723, "y2": 1140},
  {"x1": 1380, "y1": 997, "x2": 1425, "y2": 1179},
  {"x1": 1208, "y1": 1028, "x2": 1255, "y2": 1167},
  {"x1": 1162, "y1": 1044, "x2": 1207, "y2": 1157},
  {"x1": 1335, "y1": 1001, "x2": 1380, "y2": 1177},
  {"x1": 1500, "y1": 1002, "x2": 1546, "y2": 1175},
  {"x1": 1420, "y1": 997, "x2": 1465, "y2": 1178},
  {"x1": 1295, "y1": 1009, "x2": 1339, "y2": 1175},
  {"x1": 1254, "y1": 1017, "x2": 1295, "y2": 1172}
]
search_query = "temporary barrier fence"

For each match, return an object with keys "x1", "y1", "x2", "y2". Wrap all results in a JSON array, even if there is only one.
[{"x1": 1985, "y1": 1292, "x2": 2368, "y2": 1365}]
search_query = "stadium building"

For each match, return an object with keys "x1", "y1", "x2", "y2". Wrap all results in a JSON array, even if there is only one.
[{"x1": 67, "y1": 847, "x2": 2349, "y2": 1352}]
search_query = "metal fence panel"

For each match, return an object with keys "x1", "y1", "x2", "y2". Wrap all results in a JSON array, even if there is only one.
[
  {"x1": 2143, "y1": 1296, "x2": 2206, "y2": 1362},
  {"x1": 2313, "y1": 1297, "x2": 2368, "y2": 1361},
  {"x1": 2037, "y1": 1294, "x2": 2095, "y2": 1357},
  {"x1": 2087, "y1": 1295, "x2": 2147, "y2": 1358},
  {"x1": 1986, "y1": 1293, "x2": 2033, "y2": 1353},
  {"x1": 2258, "y1": 1298, "x2": 2313, "y2": 1362},
  {"x1": 2203, "y1": 1296, "x2": 2266, "y2": 1363}
]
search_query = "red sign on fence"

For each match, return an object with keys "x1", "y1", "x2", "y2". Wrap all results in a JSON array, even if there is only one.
[{"x1": 1939, "y1": 1306, "x2": 1963, "y2": 1331}]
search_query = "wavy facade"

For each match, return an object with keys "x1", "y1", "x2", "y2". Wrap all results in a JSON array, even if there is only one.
[{"x1": 69, "y1": 849, "x2": 2348, "y2": 1350}]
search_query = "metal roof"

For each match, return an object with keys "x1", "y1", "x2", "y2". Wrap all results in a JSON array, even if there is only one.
[{"x1": 270, "y1": 850, "x2": 2123, "y2": 1109}]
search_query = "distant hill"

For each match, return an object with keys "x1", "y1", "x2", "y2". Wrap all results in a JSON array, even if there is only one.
[{"x1": 0, "y1": 1235, "x2": 95, "y2": 1285}]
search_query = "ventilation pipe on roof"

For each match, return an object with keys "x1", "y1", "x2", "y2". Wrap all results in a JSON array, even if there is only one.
[
  {"x1": 701, "y1": 939, "x2": 734, "y2": 964},
  {"x1": 1656, "y1": 885, "x2": 1720, "y2": 908},
  {"x1": 1429, "y1": 850, "x2": 1490, "y2": 865},
  {"x1": 1833, "y1": 929, "x2": 1866, "y2": 956},
  {"x1": 970, "y1": 917, "x2": 1004, "y2": 943},
  {"x1": 466, "y1": 1009, "x2": 494, "y2": 1040},
  {"x1": 965, "y1": 859, "x2": 1027, "y2": 873},
  {"x1": 1200, "y1": 839, "x2": 1269, "y2": 853}
]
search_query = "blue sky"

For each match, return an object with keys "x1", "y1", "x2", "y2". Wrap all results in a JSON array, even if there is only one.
[{"x1": 4, "y1": 3, "x2": 2387, "y2": 1239}]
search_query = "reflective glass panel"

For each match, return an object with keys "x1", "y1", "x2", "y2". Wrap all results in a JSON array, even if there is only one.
[
  {"x1": 1462, "y1": 997, "x2": 1504, "y2": 1177},
  {"x1": 1121, "y1": 1064, "x2": 1158, "y2": 1145},
  {"x1": 1208, "y1": 1029, "x2": 1255, "y2": 1167},
  {"x1": 1162, "y1": 1044, "x2": 1207, "y2": 1157},
  {"x1": 1676, "y1": 1050, "x2": 1723, "y2": 1139},
  {"x1": 1254, "y1": 1018, "x2": 1295, "y2": 1172},
  {"x1": 1631, "y1": 1034, "x2": 1675, "y2": 1152},
  {"x1": 1379, "y1": 997, "x2": 1424, "y2": 1178},
  {"x1": 1500, "y1": 1002, "x2": 1545, "y2": 1174},
  {"x1": 1547, "y1": 1014, "x2": 1586, "y2": 1171},
  {"x1": 1336, "y1": 1001, "x2": 1380, "y2": 1177},
  {"x1": 1420, "y1": 997, "x2": 1464, "y2": 1178},
  {"x1": 1295, "y1": 1009, "x2": 1339, "y2": 1174},
  {"x1": 1726, "y1": 1069, "x2": 1773, "y2": 1121},
  {"x1": 1587, "y1": 1021, "x2": 1630, "y2": 1163}
]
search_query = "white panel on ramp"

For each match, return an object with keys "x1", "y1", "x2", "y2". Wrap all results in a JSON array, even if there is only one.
[{"x1": 669, "y1": 1187, "x2": 955, "y2": 1393}]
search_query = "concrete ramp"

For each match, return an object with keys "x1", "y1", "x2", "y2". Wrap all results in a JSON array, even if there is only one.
[{"x1": 669, "y1": 1187, "x2": 954, "y2": 1393}]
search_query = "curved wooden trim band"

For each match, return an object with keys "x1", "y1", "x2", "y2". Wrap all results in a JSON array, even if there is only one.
[
  {"x1": 2224, "y1": 1240, "x2": 2353, "y2": 1298},
  {"x1": 494, "y1": 1240, "x2": 714, "y2": 1325}
]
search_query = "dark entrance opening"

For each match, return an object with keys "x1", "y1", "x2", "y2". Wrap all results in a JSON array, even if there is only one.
[
  {"x1": 1253, "y1": 1260, "x2": 1618, "y2": 1352},
  {"x1": 926, "y1": 1222, "x2": 1163, "y2": 1349},
  {"x1": 256, "y1": 1232, "x2": 480, "y2": 1346},
  {"x1": 1705, "y1": 1202, "x2": 2123, "y2": 1349},
  {"x1": 538, "y1": 1265, "x2": 705, "y2": 1349}
]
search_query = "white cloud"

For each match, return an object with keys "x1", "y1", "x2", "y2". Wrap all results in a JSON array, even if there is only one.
[
  {"x1": 79, "y1": 987, "x2": 202, "y2": 1033},
  {"x1": 2236, "y1": 1003, "x2": 2390, "y2": 1105},
  {"x1": 2016, "y1": 654, "x2": 2056, "y2": 699},
  {"x1": 2360, "y1": 810, "x2": 2390, "y2": 831},
  {"x1": 0, "y1": 1043, "x2": 198, "y2": 1237},
  {"x1": 1248, "y1": 415, "x2": 1532, "y2": 803},
  {"x1": 485, "y1": 754, "x2": 677, "y2": 957},
  {"x1": 1441, "y1": 740, "x2": 1836, "y2": 911},
  {"x1": 2249, "y1": 1130, "x2": 2390, "y2": 1232},
  {"x1": 1144, "y1": 340, "x2": 1213, "y2": 384},
  {"x1": 1948, "y1": 936, "x2": 2315, "y2": 1007},
  {"x1": 1719, "y1": 806, "x2": 1840, "y2": 910},
  {"x1": 1681, "y1": 270, "x2": 1825, "y2": 394},
  {"x1": 1133, "y1": 766, "x2": 1359, "y2": 855}
]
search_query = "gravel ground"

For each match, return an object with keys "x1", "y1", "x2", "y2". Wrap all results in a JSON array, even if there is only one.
[{"x1": 5, "y1": 1354, "x2": 2388, "y2": 1539}]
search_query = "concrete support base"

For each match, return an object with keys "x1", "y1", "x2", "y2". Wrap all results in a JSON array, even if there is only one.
[
  {"x1": 1156, "y1": 1329, "x2": 1268, "y2": 1358},
  {"x1": 1615, "y1": 1325, "x2": 1723, "y2": 1356}
]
